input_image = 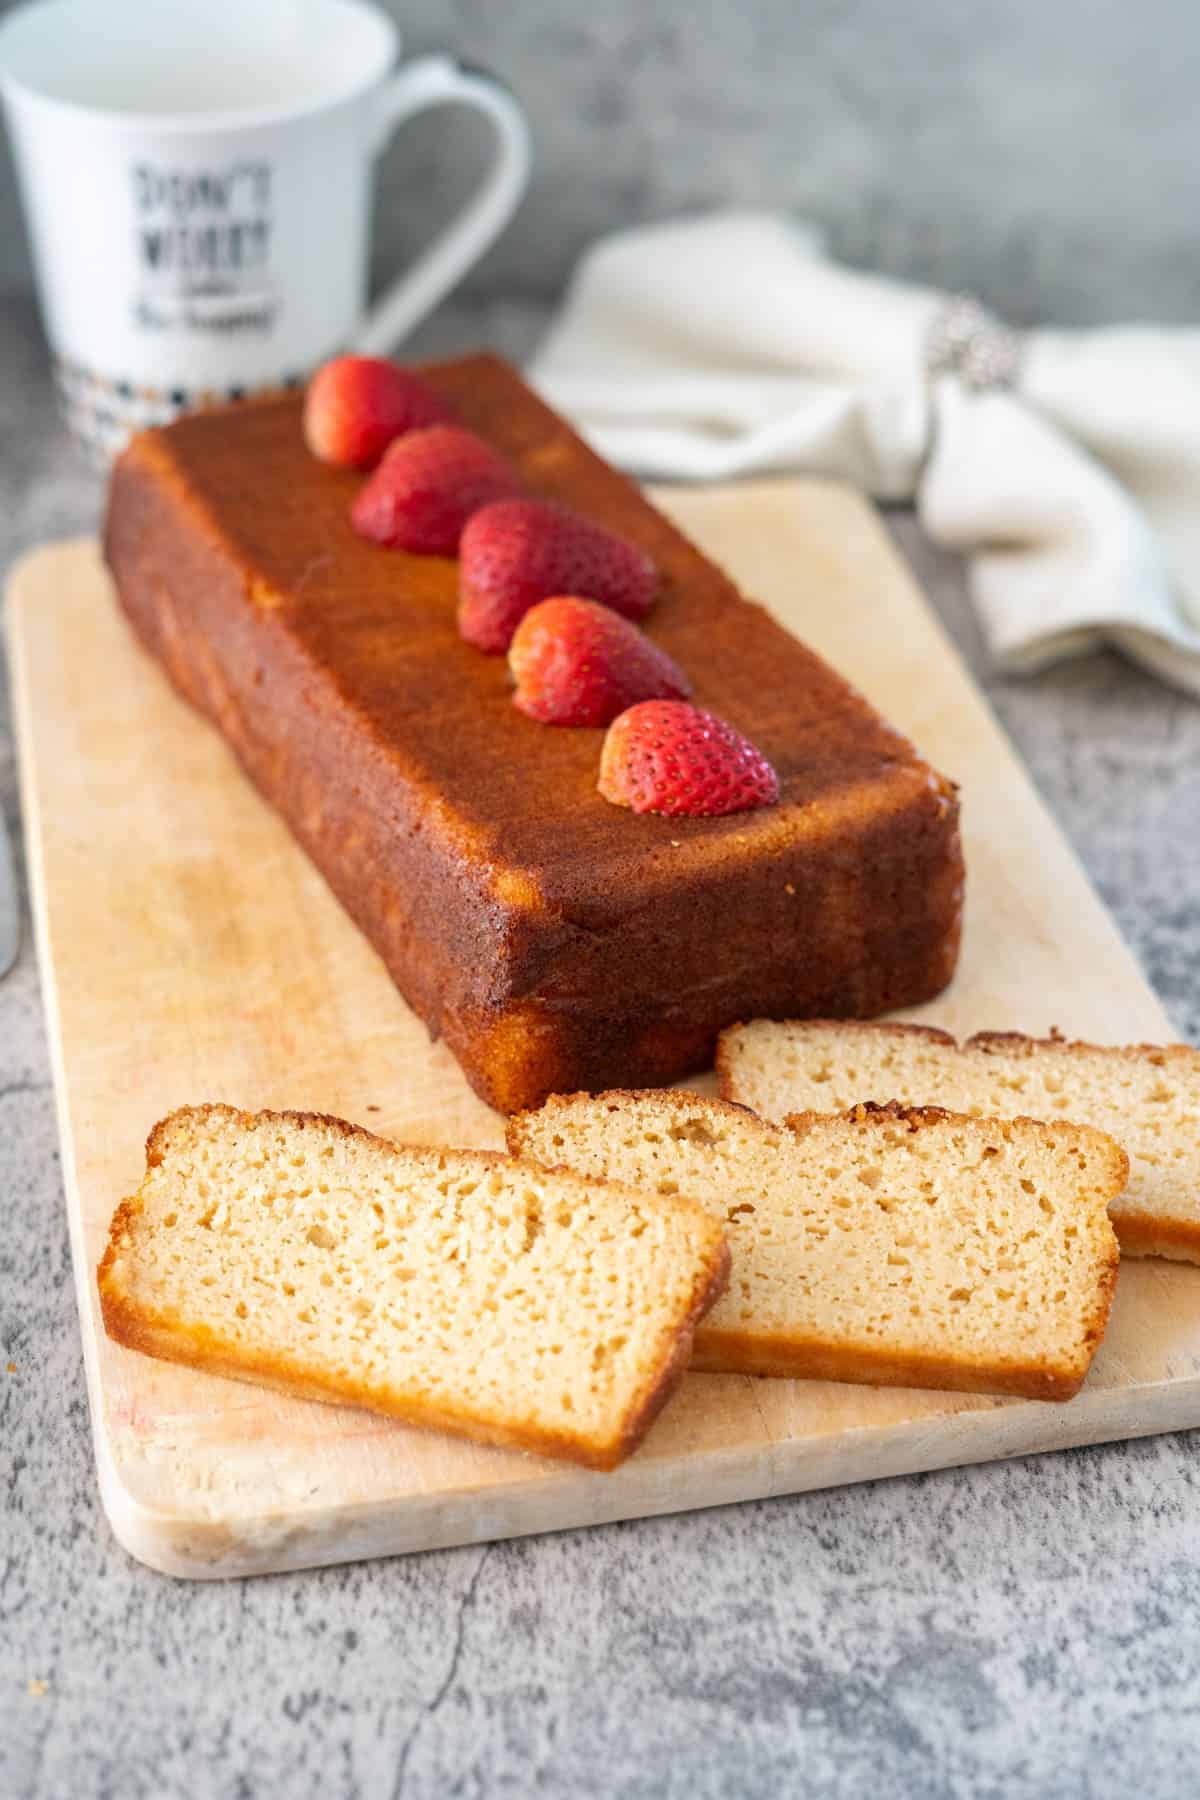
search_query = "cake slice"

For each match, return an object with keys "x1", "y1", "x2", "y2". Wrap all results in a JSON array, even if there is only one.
[
  {"x1": 97, "y1": 1106, "x2": 730, "y2": 1470},
  {"x1": 103, "y1": 355, "x2": 963, "y2": 1114},
  {"x1": 509, "y1": 1091, "x2": 1126, "y2": 1400},
  {"x1": 718, "y1": 1020, "x2": 1200, "y2": 1262}
]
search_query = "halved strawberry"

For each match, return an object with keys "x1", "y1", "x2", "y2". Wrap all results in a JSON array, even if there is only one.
[
  {"x1": 458, "y1": 498, "x2": 658, "y2": 654},
  {"x1": 509, "y1": 598, "x2": 690, "y2": 727},
  {"x1": 350, "y1": 426, "x2": 521, "y2": 555},
  {"x1": 303, "y1": 356, "x2": 452, "y2": 469},
  {"x1": 598, "y1": 701, "x2": 780, "y2": 817}
]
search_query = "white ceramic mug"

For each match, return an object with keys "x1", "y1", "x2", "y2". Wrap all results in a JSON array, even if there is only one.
[{"x1": 0, "y1": 0, "x2": 531, "y2": 453}]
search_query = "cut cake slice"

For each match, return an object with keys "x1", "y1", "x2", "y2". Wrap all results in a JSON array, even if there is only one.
[
  {"x1": 98, "y1": 1105, "x2": 730, "y2": 1470},
  {"x1": 718, "y1": 1020, "x2": 1200, "y2": 1261},
  {"x1": 509, "y1": 1090, "x2": 1127, "y2": 1400}
]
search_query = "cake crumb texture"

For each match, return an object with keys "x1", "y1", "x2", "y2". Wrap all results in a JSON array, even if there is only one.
[
  {"x1": 719, "y1": 1020, "x2": 1200, "y2": 1261},
  {"x1": 509, "y1": 1090, "x2": 1126, "y2": 1399},
  {"x1": 98, "y1": 1105, "x2": 730, "y2": 1470}
]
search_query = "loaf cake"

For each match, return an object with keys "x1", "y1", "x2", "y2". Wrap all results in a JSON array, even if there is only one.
[
  {"x1": 98, "y1": 1105, "x2": 730, "y2": 1469},
  {"x1": 509, "y1": 1090, "x2": 1126, "y2": 1400},
  {"x1": 719, "y1": 1019, "x2": 1200, "y2": 1261},
  {"x1": 103, "y1": 354, "x2": 964, "y2": 1113}
]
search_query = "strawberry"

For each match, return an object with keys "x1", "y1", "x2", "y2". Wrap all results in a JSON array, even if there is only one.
[
  {"x1": 598, "y1": 701, "x2": 780, "y2": 817},
  {"x1": 303, "y1": 355, "x2": 452, "y2": 469},
  {"x1": 458, "y1": 498, "x2": 658, "y2": 653},
  {"x1": 508, "y1": 597, "x2": 691, "y2": 727},
  {"x1": 350, "y1": 426, "x2": 522, "y2": 555}
]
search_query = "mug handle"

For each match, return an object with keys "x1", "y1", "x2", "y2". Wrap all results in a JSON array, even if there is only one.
[{"x1": 354, "y1": 56, "x2": 531, "y2": 355}]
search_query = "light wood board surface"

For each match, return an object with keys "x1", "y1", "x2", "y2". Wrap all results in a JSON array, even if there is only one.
[{"x1": 9, "y1": 480, "x2": 1197, "y2": 1580}]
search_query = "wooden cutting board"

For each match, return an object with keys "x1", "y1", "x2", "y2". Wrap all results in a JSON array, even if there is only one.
[{"x1": 10, "y1": 481, "x2": 1198, "y2": 1581}]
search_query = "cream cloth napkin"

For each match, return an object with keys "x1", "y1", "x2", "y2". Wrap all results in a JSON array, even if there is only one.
[{"x1": 530, "y1": 214, "x2": 1200, "y2": 698}]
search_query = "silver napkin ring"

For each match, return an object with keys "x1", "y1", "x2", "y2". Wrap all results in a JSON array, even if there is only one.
[{"x1": 925, "y1": 294, "x2": 1024, "y2": 391}]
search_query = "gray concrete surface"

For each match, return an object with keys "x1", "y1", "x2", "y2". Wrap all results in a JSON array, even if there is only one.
[
  {"x1": 2, "y1": 289, "x2": 1200, "y2": 1798},
  {"x1": 1, "y1": 0, "x2": 1200, "y2": 326}
]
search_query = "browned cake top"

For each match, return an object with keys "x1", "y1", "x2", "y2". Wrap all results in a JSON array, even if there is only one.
[{"x1": 130, "y1": 354, "x2": 949, "y2": 918}]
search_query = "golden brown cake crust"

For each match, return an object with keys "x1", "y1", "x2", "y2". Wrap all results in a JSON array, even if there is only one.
[
  {"x1": 103, "y1": 355, "x2": 965, "y2": 1112},
  {"x1": 687, "y1": 1326, "x2": 1108, "y2": 1400}
]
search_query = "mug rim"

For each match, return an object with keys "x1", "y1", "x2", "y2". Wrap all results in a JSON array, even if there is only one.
[{"x1": 0, "y1": 0, "x2": 398, "y2": 134}]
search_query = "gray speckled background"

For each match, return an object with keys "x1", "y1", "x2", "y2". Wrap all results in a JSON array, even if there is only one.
[{"x1": 3, "y1": 1, "x2": 1200, "y2": 1792}]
